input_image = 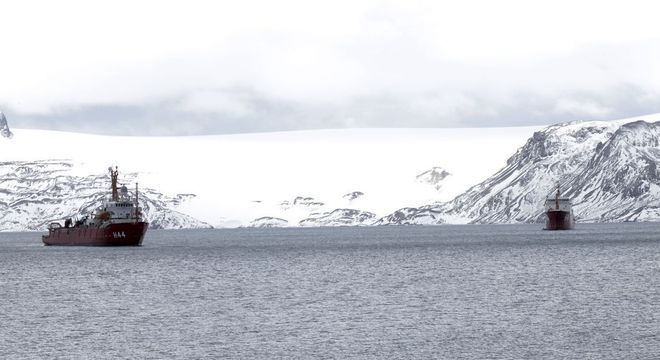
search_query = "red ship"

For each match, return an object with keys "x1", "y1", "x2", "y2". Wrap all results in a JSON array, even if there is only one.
[
  {"x1": 544, "y1": 185, "x2": 574, "y2": 230},
  {"x1": 42, "y1": 167, "x2": 148, "y2": 246}
]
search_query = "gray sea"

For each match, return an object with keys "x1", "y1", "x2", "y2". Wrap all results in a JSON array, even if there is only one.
[{"x1": 1, "y1": 223, "x2": 659, "y2": 359}]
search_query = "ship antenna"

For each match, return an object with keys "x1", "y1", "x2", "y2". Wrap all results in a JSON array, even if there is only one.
[{"x1": 110, "y1": 166, "x2": 119, "y2": 201}]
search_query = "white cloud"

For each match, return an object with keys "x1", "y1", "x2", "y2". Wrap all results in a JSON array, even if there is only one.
[{"x1": 1, "y1": 0, "x2": 660, "y2": 132}]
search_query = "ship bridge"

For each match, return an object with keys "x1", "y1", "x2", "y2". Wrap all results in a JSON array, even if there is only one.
[
  {"x1": 545, "y1": 185, "x2": 573, "y2": 212},
  {"x1": 544, "y1": 197, "x2": 572, "y2": 212},
  {"x1": 104, "y1": 185, "x2": 137, "y2": 219},
  {"x1": 94, "y1": 167, "x2": 142, "y2": 221}
]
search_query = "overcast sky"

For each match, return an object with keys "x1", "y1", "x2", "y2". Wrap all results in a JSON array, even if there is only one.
[{"x1": 2, "y1": 0, "x2": 660, "y2": 135}]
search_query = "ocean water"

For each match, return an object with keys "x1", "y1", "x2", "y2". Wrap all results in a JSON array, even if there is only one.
[{"x1": 0, "y1": 223, "x2": 658, "y2": 359}]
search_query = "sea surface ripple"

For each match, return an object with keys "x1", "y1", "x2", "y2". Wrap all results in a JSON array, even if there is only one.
[{"x1": 1, "y1": 223, "x2": 659, "y2": 359}]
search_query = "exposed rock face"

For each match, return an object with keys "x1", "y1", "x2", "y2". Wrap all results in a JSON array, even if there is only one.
[
  {"x1": 280, "y1": 196, "x2": 324, "y2": 210},
  {"x1": 342, "y1": 191, "x2": 364, "y2": 201},
  {"x1": 0, "y1": 160, "x2": 210, "y2": 231},
  {"x1": 0, "y1": 112, "x2": 13, "y2": 139},
  {"x1": 299, "y1": 208, "x2": 376, "y2": 227}
]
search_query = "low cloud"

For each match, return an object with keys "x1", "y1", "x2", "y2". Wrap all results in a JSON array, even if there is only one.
[{"x1": 7, "y1": 84, "x2": 660, "y2": 135}]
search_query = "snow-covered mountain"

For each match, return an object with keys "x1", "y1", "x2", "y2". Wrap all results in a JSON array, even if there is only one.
[
  {"x1": 445, "y1": 119, "x2": 625, "y2": 223},
  {"x1": 0, "y1": 160, "x2": 210, "y2": 231},
  {"x1": 379, "y1": 114, "x2": 660, "y2": 225}
]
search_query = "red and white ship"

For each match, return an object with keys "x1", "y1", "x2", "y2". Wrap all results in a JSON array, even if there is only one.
[
  {"x1": 42, "y1": 167, "x2": 148, "y2": 246},
  {"x1": 544, "y1": 185, "x2": 574, "y2": 230}
]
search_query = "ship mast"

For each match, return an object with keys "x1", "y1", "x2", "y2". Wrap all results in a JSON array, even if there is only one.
[
  {"x1": 110, "y1": 166, "x2": 119, "y2": 201},
  {"x1": 555, "y1": 184, "x2": 560, "y2": 210},
  {"x1": 135, "y1": 182, "x2": 140, "y2": 221}
]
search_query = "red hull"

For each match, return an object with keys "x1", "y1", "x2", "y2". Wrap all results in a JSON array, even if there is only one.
[
  {"x1": 545, "y1": 210, "x2": 573, "y2": 230},
  {"x1": 42, "y1": 222, "x2": 148, "y2": 246}
]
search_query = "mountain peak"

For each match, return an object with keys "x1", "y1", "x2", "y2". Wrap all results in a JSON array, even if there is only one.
[{"x1": 1, "y1": 112, "x2": 13, "y2": 139}]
